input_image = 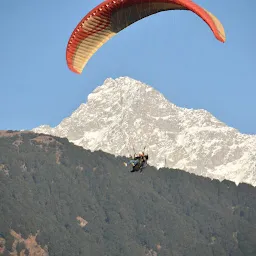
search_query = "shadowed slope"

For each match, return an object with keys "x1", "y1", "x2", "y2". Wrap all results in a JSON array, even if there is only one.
[{"x1": 0, "y1": 131, "x2": 255, "y2": 256}]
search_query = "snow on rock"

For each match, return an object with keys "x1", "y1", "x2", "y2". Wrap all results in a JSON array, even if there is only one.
[{"x1": 32, "y1": 77, "x2": 256, "y2": 186}]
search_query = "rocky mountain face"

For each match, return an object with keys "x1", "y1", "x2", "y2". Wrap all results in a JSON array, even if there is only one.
[
  {"x1": 32, "y1": 77, "x2": 256, "y2": 186},
  {"x1": 1, "y1": 131, "x2": 256, "y2": 256}
]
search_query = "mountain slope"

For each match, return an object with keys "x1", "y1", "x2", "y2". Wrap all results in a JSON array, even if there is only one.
[
  {"x1": 1, "y1": 131, "x2": 256, "y2": 256},
  {"x1": 32, "y1": 77, "x2": 256, "y2": 186}
]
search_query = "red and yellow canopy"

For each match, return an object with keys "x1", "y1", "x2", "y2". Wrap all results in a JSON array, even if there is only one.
[{"x1": 66, "y1": 0, "x2": 226, "y2": 74}]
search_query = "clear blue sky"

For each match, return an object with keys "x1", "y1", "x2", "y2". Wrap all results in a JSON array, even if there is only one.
[{"x1": 1, "y1": 0, "x2": 255, "y2": 134}]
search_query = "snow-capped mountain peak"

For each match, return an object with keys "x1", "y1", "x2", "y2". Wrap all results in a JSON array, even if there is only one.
[{"x1": 33, "y1": 77, "x2": 256, "y2": 186}]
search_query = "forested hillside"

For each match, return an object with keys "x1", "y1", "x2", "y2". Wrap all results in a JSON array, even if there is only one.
[{"x1": 0, "y1": 131, "x2": 256, "y2": 256}]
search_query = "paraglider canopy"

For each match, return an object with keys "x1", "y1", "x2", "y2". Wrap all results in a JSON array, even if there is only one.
[{"x1": 66, "y1": 0, "x2": 225, "y2": 74}]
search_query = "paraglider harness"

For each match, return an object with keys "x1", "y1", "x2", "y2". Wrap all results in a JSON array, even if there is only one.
[{"x1": 130, "y1": 152, "x2": 148, "y2": 173}]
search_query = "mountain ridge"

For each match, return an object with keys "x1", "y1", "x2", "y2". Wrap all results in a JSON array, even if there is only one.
[{"x1": 32, "y1": 77, "x2": 256, "y2": 186}]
